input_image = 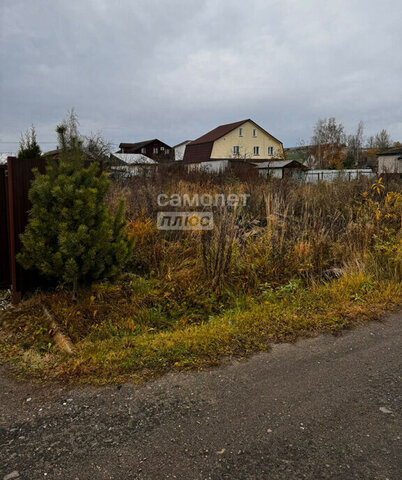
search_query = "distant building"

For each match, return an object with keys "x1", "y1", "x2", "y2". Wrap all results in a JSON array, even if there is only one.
[
  {"x1": 41, "y1": 148, "x2": 105, "y2": 166},
  {"x1": 173, "y1": 140, "x2": 192, "y2": 161},
  {"x1": 110, "y1": 152, "x2": 157, "y2": 166},
  {"x1": 377, "y1": 147, "x2": 402, "y2": 175},
  {"x1": 41, "y1": 148, "x2": 62, "y2": 161},
  {"x1": 183, "y1": 119, "x2": 284, "y2": 172},
  {"x1": 256, "y1": 160, "x2": 309, "y2": 180},
  {"x1": 109, "y1": 153, "x2": 158, "y2": 177},
  {"x1": 118, "y1": 139, "x2": 173, "y2": 163}
]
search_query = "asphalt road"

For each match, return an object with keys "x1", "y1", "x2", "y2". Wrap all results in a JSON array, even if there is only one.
[{"x1": 1, "y1": 311, "x2": 401, "y2": 480}]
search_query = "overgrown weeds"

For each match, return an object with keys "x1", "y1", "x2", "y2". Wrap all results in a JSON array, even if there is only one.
[
  {"x1": 1, "y1": 172, "x2": 401, "y2": 383},
  {"x1": 1, "y1": 272, "x2": 400, "y2": 383},
  {"x1": 114, "y1": 172, "x2": 401, "y2": 288}
]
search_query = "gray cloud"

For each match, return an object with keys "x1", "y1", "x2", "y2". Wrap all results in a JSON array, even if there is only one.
[{"x1": 1, "y1": 0, "x2": 401, "y2": 153}]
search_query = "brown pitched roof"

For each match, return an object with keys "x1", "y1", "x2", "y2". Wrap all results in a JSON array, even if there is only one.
[
  {"x1": 190, "y1": 120, "x2": 248, "y2": 145},
  {"x1": 119, "y1": 139, "x2": 157, "y2": 150},
  {"x1": 173, "y1": 140, "x2": 192, "y2": 148},
  {"x1": 256, "y1": 160, "x2": 309, "y2": 170},
  {"x1": 183, "y1": 143, "x2": 214, "y2": 164},
  {"x1": 189, "y1": 119, "x2": 283, "y2": 146}
]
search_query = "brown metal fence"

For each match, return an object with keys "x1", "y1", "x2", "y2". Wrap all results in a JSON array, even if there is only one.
[
  {"x1": 0, "y1": 156, "x2": 46, "y2": 302},
  {"x1": 0, "y1": 165, "x2": 10, "y2": 288}
]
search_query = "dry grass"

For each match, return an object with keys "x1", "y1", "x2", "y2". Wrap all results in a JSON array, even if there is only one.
[
  {"x1": 1, "y1": 273, "x2": 400, "y2": 384},
  {"x1": 1, "y1": 172, "x2": 401, "y2": 383}
]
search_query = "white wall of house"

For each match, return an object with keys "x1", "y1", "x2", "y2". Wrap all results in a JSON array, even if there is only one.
[
  {"x1": 378, "y1": 155, "x2": 402, "y2": 175},
  {"x1": 174, "y1": 142, "x2": 191, "y2": 161}
]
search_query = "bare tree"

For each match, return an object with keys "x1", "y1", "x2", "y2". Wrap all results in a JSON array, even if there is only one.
[
  {"x1": 365, "y1": 129, "x2": 392, "y2": 165},
  {"x1": 346, "y1": 121, "x2": 364, "y2": 167},
  {"x1": 56, "y1": 110, "x2": 112, "y2": 169},
  {"x1": 374, "y1": 129, "x2": 392, "y2": 150},
  {"x1": 85, "y1": 132, "x2": 112, "y2": 168},
  {"x1": 311, "y1": 117, "x2": 346, "y2": 168}
]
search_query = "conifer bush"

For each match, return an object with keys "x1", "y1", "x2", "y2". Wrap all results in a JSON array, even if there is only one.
[{"x1": 18, "y1": 113, "x2": 133, "y2": 296}]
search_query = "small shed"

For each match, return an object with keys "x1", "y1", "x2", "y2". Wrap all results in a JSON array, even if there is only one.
[
  {"x1": 255, "y1": 159, "x2": 309, "y2": 179},
  {"x1": 377, "y1": 147, "x2": 402, "y2": 175}
]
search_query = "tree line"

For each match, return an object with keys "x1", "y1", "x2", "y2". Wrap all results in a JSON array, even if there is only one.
[{"x1": 294, "y1": 118, "x2": 399, "y2": 169}]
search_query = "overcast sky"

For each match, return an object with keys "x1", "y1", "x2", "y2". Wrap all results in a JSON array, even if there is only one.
[{"x1": 1, "y1": 0, "x2": 401, "y2": 153}]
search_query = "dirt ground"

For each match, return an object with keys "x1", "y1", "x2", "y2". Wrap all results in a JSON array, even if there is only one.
[{"x1": 1, "y1": 311, "x2": 401, "y2": 479}]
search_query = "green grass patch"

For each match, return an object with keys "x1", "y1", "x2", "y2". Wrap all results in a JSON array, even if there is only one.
[{"x1": 1, "y1": 273, "x2": 400, "y2": 384}]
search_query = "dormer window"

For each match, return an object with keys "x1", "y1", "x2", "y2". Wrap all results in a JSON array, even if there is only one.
[
  {"x1": 239, "y1": 127, "x2": 243, "y2": 137},
  {"x1": 252, "y1": 128, "x2": 257, "y2": 137}
]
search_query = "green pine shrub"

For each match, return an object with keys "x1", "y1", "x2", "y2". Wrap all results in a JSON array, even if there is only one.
[{"x1": 17, "y1": 114, "x2": 133, "y2": 295}]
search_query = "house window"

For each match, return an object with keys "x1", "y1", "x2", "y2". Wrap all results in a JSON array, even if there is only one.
[
  {"x1": 233, "y1": 146, "x2": 240, "y2": 155},
  {"x1": 153, "y1": 147, "x2": 158, "y2": 154},
  {"x1": 141, "y1": 147, "x2": 146, "y2": 154},
  {"x1": 252, "y1": 128, "x2": 257, "y2": 137},
  {"x1": 239, "y1": 127, "x2": 243, "y2": 137},
  {"x1": 253, "y1": 146, "x2": 260, "y2": 156},
  {"x1": 268, "y1": 146, "x2": 273, "y2": 156},
  {"x1": 160, "y1": 146, "x2": 165, "y2": 151},
  {"x1": 165, "y1": 148, "x2": 170, "y2": 154}
]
